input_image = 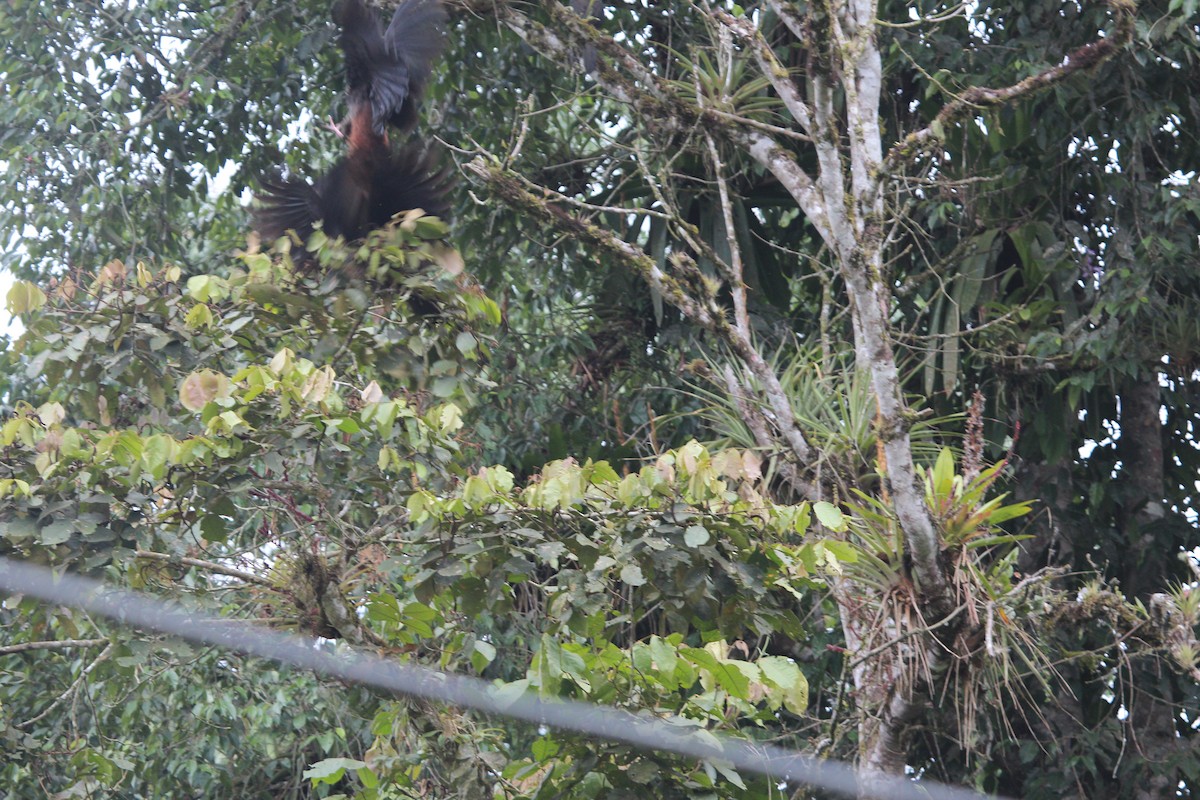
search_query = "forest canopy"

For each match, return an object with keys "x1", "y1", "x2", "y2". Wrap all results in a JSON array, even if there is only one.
[{"x1": 1, "y1": 0, "x2": 1199, "y2": 798}]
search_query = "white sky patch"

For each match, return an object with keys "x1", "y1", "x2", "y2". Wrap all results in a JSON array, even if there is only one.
[
  {"x1": 210, "y1": 159, "x2": 241, "y2": 199},
  {"x1": 0, "y1": 269, "x2": 22, "y2": 338},
  {"x1": 0, "y1": 224, "x2": 26, "y2": 338}
]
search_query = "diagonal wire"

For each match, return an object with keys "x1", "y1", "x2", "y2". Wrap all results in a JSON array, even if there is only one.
[{"x1": 0, "y1": 556, "x2": 1004, "y2": 800}]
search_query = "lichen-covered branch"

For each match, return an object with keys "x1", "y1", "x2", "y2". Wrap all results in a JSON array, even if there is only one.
[
  {"x1": 135, "y1": 549, "x2": 275, "y2": 587},
  {"x1": 721, "y1": 365, "x2": 816, "y2": 500},
  {"x1": 885, "y1": 0, "x2": 1135, "y2": 171},
  {"x1": 488, "y1": 0, "x2": 833, "y2": 240},
  {"x1": 717, "y1": 10, "x2": 814, "y2": 136},
  {"x1": 0, "y1": 637, "x2": 109, "y2": 656}
]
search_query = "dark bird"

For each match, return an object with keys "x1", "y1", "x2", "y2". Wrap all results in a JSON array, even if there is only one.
[
  {"x1": 255, "y1": 0, "x2": 451, "y2": 243},
  {"x1": 335, "y1": 0, "x2": 447, "y2": 138},
  {"x1": 256, "y1": 145, "x2": 452, "y2": 242}
]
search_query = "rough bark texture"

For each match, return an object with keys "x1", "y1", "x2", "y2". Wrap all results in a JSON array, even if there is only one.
[
  {"x1": 1121, "y1": 376, "x2": 1167, "y2": 599},
  {"x1": 1014, "y1": 458, "x2": 1077, "y2": 574},
  {"x1": 1119, "y1": 376, "x2": 1179, "y2": 800}
]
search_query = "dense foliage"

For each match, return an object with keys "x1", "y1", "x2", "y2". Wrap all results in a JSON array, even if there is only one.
[{"x1": 2, "y1": 0, "x2": 1199, "y2": 798}]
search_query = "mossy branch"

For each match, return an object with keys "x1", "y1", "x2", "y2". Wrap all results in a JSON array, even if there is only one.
[{"x1": 885, "y1": 0, "x2": 1136, "y2": 171}]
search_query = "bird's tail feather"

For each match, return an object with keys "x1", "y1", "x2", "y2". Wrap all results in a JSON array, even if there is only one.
[
  {"x1": 254, "y1": 173, "x2": 323, "y2": 242},
  {"x1": 254, "y1": 142, "x2": 453, "y2": 244},
  {"x1": 371, "y1": 144, "x2": 454, "y2": 224}
]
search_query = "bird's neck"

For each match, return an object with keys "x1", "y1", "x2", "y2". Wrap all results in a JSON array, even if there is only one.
[{"x1": 348, "y1": 106, "x2": 387, "y2": 155}]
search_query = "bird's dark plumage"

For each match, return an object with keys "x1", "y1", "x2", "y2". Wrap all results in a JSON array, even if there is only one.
[
  {"x1": 335, "y1": 0, "x2": 447, "y2": 137},
  {"x1": 255, "y1": 145, "x2": 452, "y2": 242},
  {"x1": 255, "y1": 0, "x2": 451, "y2": 245}
]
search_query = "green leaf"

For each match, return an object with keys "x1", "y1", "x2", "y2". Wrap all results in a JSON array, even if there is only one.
[
  {"x1": 710, "y1": 759, "x2": 747, "y2": 790},
  {"x1": 200, "y1": 515, "x2": 227, "y2": 543},
  {"x1": 491, "y1": 679, "x2": 531, "y2": 708},
  {"x1": 821, "y1": 540, "x2": 860, "y2": 563},
  {"x1": 531, "y1": 736, "x2": 559, "y2": 761},
  {"x1": 455, "y1": 331, "x2": 478, "y2": 355},
  {"x1": 184, "y1": 303, "x2": 214, "y2": 329},
  {"x1": 1, "y1": 518, "x2": 38, "y2": 542},
  {"x1": 620, "y1": 563, "x2": 646, "y2": 586},
  {"x1": 648, "y1": 636, "x2": 679, "y2": 686},
  {"x1": 682, "y1": 647, "x2": 750, "y2": 699},
  {"x1": 932, "y1": 448, "x2": 956, "y2": 497},
  {"x1": 432, "y1": 375, "x2": 459, "y2": 397},
  {"x1": 534, "y1": 635, "x2": 564, "y2": 693},
  {"x1": 813, "y1": 501, "x2": 846, "y2": 532},
  {"x1": 142, "y1": 433, "x2": 172, "y2": 478},
  {"x1": 757, "y1": 655, "x2": 809, "y2": 713},
  {"x1": 586, "y1": 460, "x2": 620, "y2": 485},
  {"x1": 471, "y1": 640, "x2": 496, "y2": 672},
  {"x1": 303, "y1": 758, "x2": 366, "y2": 785},
  {"x1": 684, "y1": 525, "x2": 710, "y2": 547},
  {"x1": 40, "y1": 521, "x2": 74, "y2": 545},
  {"x1": 186, "y1": 275, "x2": 228, "y2": 303}
]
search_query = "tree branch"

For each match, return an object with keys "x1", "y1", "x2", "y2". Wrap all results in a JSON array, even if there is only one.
[
  {"x1": 886, "y1": 0, "x2": 1136, "y2": 171},
  {"x1": 721, "y1": 364, "x2": 816, "y2": 500},
  {"x1": 466, "y1": 155, "x2": 820, "y2": 480},
  {"x1": 16, "y1": 642, "x2": 114, "y2": 729},
  {"x1": 487, "y1": 0, "x2": 834, "y2": 241},
  {"x1": 135, "y1": 550, "x2": 275, "y2": 588},
  {"x1": 0, "y1": 637, "x2": 109, "y2": 656},
  {"x1": 716, "y1": 10, "x2": 814, "y2": 136}
]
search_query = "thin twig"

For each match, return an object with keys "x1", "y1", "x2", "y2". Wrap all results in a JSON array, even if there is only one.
[{"x1": 17, "y1": 642, "x2": 115, "y2": 729}]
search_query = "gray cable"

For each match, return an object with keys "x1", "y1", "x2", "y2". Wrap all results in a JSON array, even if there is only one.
[{"x1": 0, "y1": 556, "x2": 1003, "y2": 800}]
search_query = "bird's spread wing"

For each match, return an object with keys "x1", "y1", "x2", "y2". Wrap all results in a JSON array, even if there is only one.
[
  {"x1": 256, "y1": 2, "x2": 451, "y2": 245},
  {"x1": 383, "y1": 0, "x2": 447, "y2": 85},
  {"x1": 336, "y1": 0, "x2": 446, "y2": 135},
  {"x1": 369, "y1": 144, "x2": 454, "y2": 224},
  {"x1": 255, "y1": 173, "x2": 324, "y2": 241}
]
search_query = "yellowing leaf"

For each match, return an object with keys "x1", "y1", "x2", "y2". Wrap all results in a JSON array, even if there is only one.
[
  {"x1": 677, "y1": 439, "x2": 704, "y2": 473},
  {"x1": 482, "y1": 465, "x2": 515, "y2": 494},
  {"x1": 438, "y1": 403, "x2": 463, "y2": 433},
  {"x1": 741, "y1": 450, "x2": 763, "y2": 482},
  {"x1": 97, "y1": 259, "x2": 126, "y2": 285},
  {"x1": 178, "y1": 371, "x2": 231, "y2": 412},
  {"x1": 433, "y1": 244, "x2": 464, "y2": 276},
  {"x1": 303, "y1": 758, "x2": 366, "y2": 785},
  {"x1": 300, "y1": 365, "x2": 336, "y2": 403},
  {"x1": 360, "y1": 380, "x2": 384, "y2": 403},
  {"x1": 6, "y1": 281, "x2": 47, "y2": 314},
  {"x1": 269, "y1": 348, "x2": 294, "y2": 375},
  {"x1": 186, "y1": 274, "x2": 228, "y2": 303},
  {"x1": 34, "y1": 451, "x2": 54, "y2": 478},
  {"x1": 36, "y1": 402, "x2": 65, "y2": 426},
  {"x1": 185, "y1": 304, "x2": 214, "y2": 329},
  {"x1": 206, "y1": 410, "x2": 251, "y2": 436}
]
